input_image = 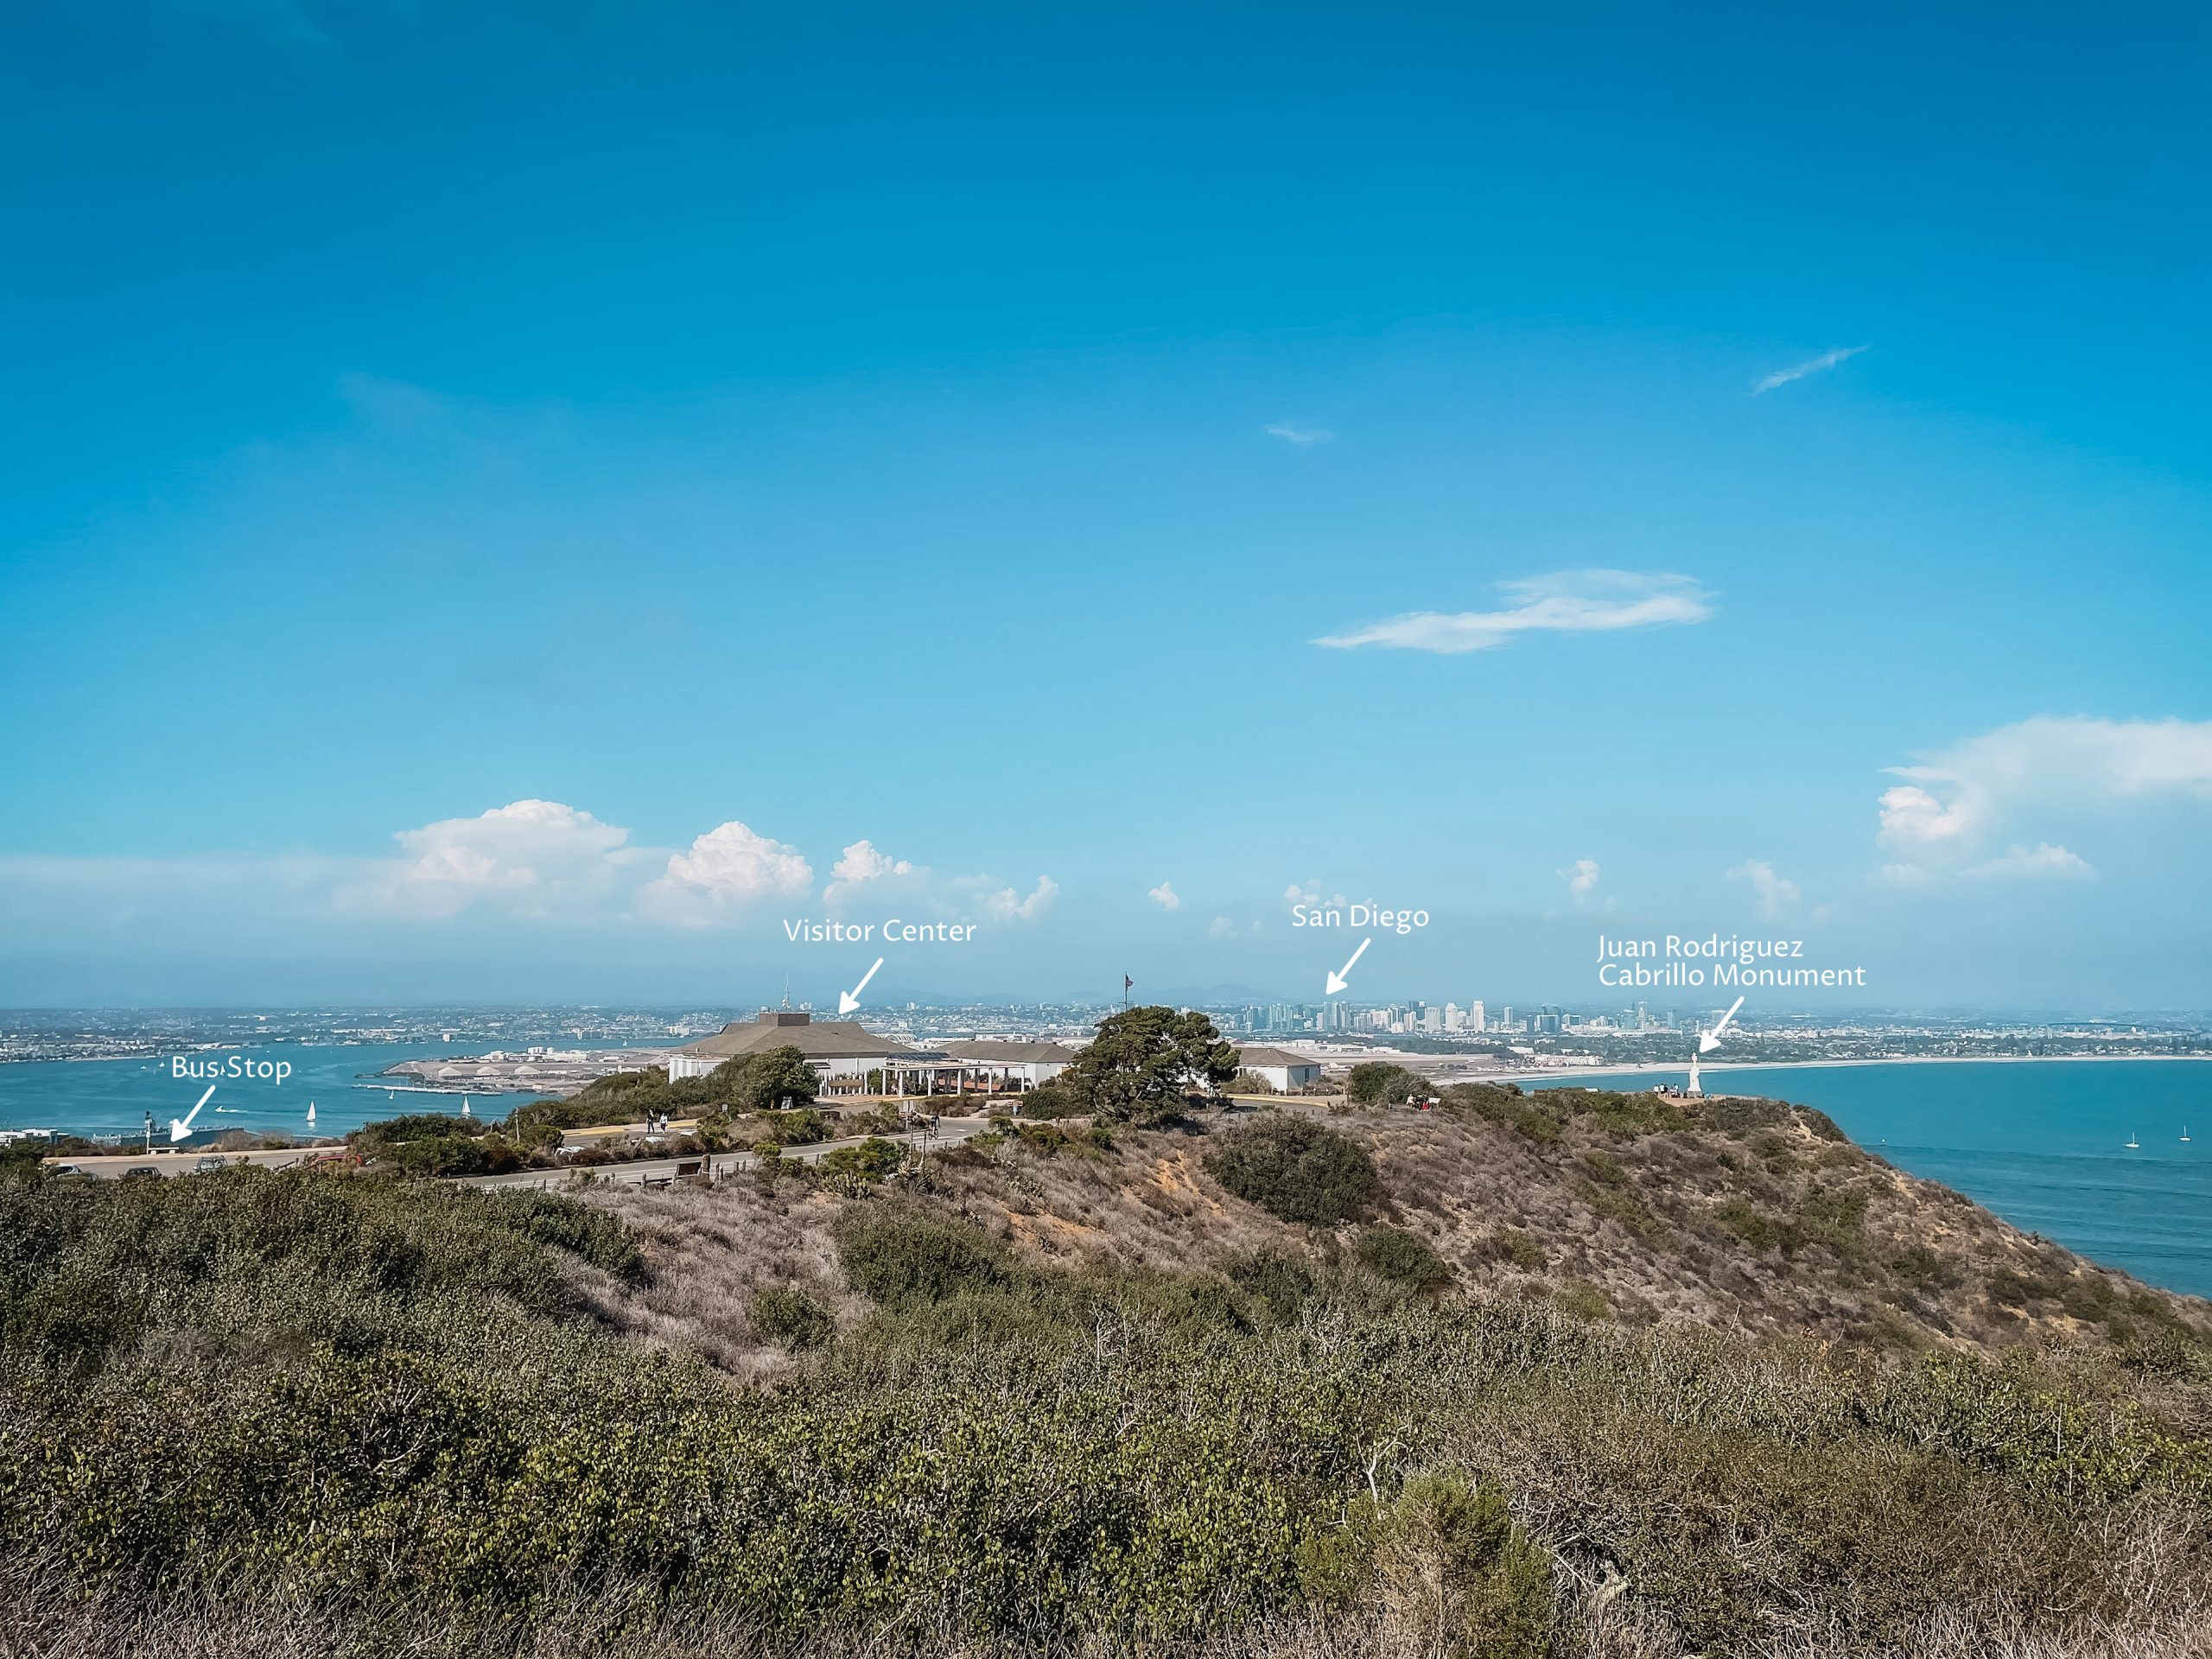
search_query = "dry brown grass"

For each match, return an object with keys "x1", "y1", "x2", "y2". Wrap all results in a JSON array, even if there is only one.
[
  {"x1": 563, "y1": 1171, "x2": 860, "y2": 1383},
  {"x1": 561, "y1": 1098, "x2": 2209, "y2": 1373}
]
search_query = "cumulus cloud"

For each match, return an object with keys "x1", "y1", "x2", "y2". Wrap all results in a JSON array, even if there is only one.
[
  {"x1": 982, "y1": 875, "x2": 1058, "y2": 922},
  {"x1": 823, "y1": 838, "x2": 916, "y2": 909},
  {"x1": 1285, "y1": 881, "x2": 1349, "y2": 911},
  {"x1": 831, "y1": 839, "x2": 912, "y2": 883},
  {"x1": 639, "y1": 820, "x2": 812, "y2": 925},
  {"x1": 1147, "y1": 880, "x2": 1181, "y2": 911},
  {"x1": 1729, "y1": 859, "x2": 1803, "y2": 918},
  {"x1": 1754, "y1": 345, "x2": 1868, "y2": 394},
  {"x1": 1264, "y1": 423, "x2": 1333, "y2": 446},
  {"x1": 1872, "y1": 716, "x2": 2212, "y2": 880},
  {"x1": 1209, "y1": 915, "x2": 1236, "y2": 938},
  {"x1": 1560, "y1": 857, "x2": 1603, "y2": 906},
  {"x1": 1965, "y1": 843, "x2": 2095, "y2": 881},
  {"x1": 1317, "y1": 570, "x2": 1713, "y2": 655},
  {"x1": 348, "y1": 799, "x2": 646, "y2": 920}
]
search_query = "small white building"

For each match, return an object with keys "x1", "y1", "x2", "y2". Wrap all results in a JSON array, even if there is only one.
[{"x1": 1233, "y1": 1045, "x2": 1325, "y2": 1093}]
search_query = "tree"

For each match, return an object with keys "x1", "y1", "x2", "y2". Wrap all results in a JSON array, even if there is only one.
[
  {"x1": 710, "y1": 1046, "x2": 821, "y2": 1114},
  {"x1": 1063, "y1": 1006, "x2": 1238, "y2": 1126}
]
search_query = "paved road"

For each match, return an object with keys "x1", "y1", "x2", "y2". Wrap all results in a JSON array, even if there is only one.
[
  {"x1": 38, "y1": 1146, "x2": 348, "y2": 1179},
  {"x1": 460, "y1": 1116, "x2": 996, "y2": 1191},
  {"x1": 40, "y1": 1116, "x2": 997, "y2": 1185}
]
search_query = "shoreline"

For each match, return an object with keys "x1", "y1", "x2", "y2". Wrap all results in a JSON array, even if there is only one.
[{"x1": 1458, "y1": 1053, "x2": 2212, "y2": 1085}]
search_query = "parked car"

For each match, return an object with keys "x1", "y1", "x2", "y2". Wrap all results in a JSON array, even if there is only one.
[
  {"x1": 46, "y1": 1162, "x2": 92, "y2": 1179},
  {"x1": 194, "y1": 1154, "x2": 228, "y2": 1173}
]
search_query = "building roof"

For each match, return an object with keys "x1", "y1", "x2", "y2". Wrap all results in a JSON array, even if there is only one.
[
  {"x1": 1235, "y1": 1045, "x2": 1322, "y2": 1069},
  {"x1": 671, "y1": 1010, "x2": 928, "y2": 1064},
  {"x1": 938, "y1": 1039, "x2": 1080, "y2": 1065}
]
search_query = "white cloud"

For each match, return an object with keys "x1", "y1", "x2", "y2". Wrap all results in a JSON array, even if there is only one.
[
  {"x1": 1147, "y1": 880, "x2": 1181, "y2": 911},
  {"x1": 639, "y1": 820, "x2": 812, "y2": 925},
  {"x1": 1754, "y1": 345, "x2": 1868, "y2": 394},
  {"x1": 353, "y1": 799, "x2": 645, "y2": 920},
  {"x1": 1877, "y1": 782, "x2": 1981, "y2": 849},
  {"x1": 1209, "y1": 915, "x2": 1236, "y2": 938},
  {"x1": 1728, "y1": 859, "x2": 1803, "y2": 918},
  {"x1": 1872, "y1": 716, "x2": 2212, "y2": 880},
  {"x1": 982, "y1": 875, "x2": 1058, "y2": 922},
  {"x1": 1872, "y1": 862, "x2": 1934, "y2": 888},
  {"x1": 1965, "y1": 842, "x2": 2095, "y2": 881},
  {"x1": 831, "y1": 839, "x2": 912, "y2": 883},
  {"x1": 1263, "y1": 423, "x2": 1333, "y2": 446},
  {"x1": 1317, "y1": 570, "x2": 1713, "y2": 655},
  {"x1": 1560, "y1": 857, "x2": 1602, "y2": 906}
]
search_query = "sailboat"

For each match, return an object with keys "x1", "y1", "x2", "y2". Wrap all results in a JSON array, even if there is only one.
[
  {"x1": 2125, "y1": 1132, "x2": 2140, "y2": 1149},
  {"x1": 2183, "y1": 1126, "x2": 2192, "y2": 1143},
  {"x1": 461, "y1": 1096, "x2": 472, "y2": 1118},
  {"x1": 306, "y1": 1101, "x2": 317, "y2": 1128}
]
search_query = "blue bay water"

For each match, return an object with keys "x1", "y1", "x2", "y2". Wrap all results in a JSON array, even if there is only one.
[
  {"x1": 0, "y1": 1041, "x2": 661, "y2": 1144},
  {"x1": 1548, "y1": 1060, "x2": 2212, "y2": 1299}
]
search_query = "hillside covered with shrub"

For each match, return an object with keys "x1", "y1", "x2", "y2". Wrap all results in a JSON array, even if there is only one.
[{"x1": 3, "y1": 1079, "x2": 2210, "y2": 1658}]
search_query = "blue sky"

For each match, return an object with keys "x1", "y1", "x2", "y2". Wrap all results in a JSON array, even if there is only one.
[{"x1": 3, "y1": 0, "x2": 2209, "y2": 1009}]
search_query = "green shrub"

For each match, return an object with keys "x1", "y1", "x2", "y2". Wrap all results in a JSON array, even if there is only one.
[
  {"x1": 1204, "y1": 1116, "x2": 1378, "y2": 1225},
  {"x1": 1377, "y1": 1470, "x2": 1554, "y2": 1658},
  {"x1": 1554, "y1": 1280, "x2": 1612, "y2": 1321},
  {"x1": 1714, "y1": 1199, "x2": 1782, "y2": 1253},
  {"x1": 1356, "y1": 1226, "x2": 1452, "y2": 1290},
  {"x1": 1018, "y1": 1080, "x2": 1083, "y2": 1119},
  {"x1": 749, "y1": 1285, "x2": 835, "y2": 1350},
  {"x1": 831, "y1": 1203, "x2": 1007, "y2": 1304},
  {"x1": 816, "y1": 1136, "x2": 903, "y2": 1189},
  {"x1": 1346, "y1": 1062, "x2": 1431, "y2": 1108},
  {"x1": 1224, "y1": 1249, "x2": 1317, "y2": 1323}
]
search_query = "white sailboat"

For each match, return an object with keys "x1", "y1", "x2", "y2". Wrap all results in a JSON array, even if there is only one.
[
  {"x1": 2183, "y1": 1126, "x2": 2192, "y2": 1143},
  {"x1": 2125, "y1": 1132, "x2": 2140, "y2": 1149},
  {"x1": 461, "y1": 1096, "x2": 472, "y2": 1118},
  {"x1": 306, "y1": 1101, "x2": 317, "y2": 1128}
]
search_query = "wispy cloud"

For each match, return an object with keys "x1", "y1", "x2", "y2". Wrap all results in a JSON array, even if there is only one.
[
  {"x1": 1560, "y1": 858, "x2": 1603, "y2": 906},
  {"x1": 1317, "y1": 569, "x2": 1713, "y2": 655},
  {"x1": 1728, "y1": 858, "x2": 1803, "y2": 918},
  {"x1": 1965, "y1": 842, "x2": 2095, "y2": 881},
  {"x1": 1754, "y1": 345, "x2": 1868, "y2": 394},
  {"x1": 1147, "y1": 880, "x2": 1180, "y2": 911},
  {"x1": 1263, "y1": 423, "x2": 1333, "y2": 446}
]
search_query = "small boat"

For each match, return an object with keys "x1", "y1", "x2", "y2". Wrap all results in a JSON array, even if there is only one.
[
  {"x1": 2125, "y1": 1132, "x2": 2140, "y2": 1149},
  {"x1": 461, "y1": 1096, "x2": 472, "y2": 1118},
  {"x1": 306, "y1": 1101, "x2": 317, "y2": 1128},
  {"x1": 2183, "y1": 1126, "x2": 2192, "y2": 1143}
]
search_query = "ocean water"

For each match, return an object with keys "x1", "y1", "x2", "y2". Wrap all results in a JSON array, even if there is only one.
[
  {"x1": 1543, "y1": 1060, "x2": 2212, "y2": 1299},
  {"x1": 0, "y1": 1041, "x2": 654, "y2": 1144}
]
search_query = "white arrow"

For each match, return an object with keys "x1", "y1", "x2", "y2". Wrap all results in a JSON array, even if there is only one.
[
  {"x1": 838, "y1": 956, "x2": 886, "y2": 1015},
  {"x1": 170, "y1": 1084, "x2": 215, "y2": 1145},
  {"x1": 1699, "y1": 995, "x2": 1745, "y2": 1054},
  {"x1": 1325, "y1": 937, "x2": 1372, "y2": 996}
]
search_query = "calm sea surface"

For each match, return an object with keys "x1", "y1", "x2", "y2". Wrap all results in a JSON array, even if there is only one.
[
  {"x1": 1544, "y1": 1060, "x2": 2211, "y2": 1299},
  {"x1": 0, "y1": 1041, "x2": 653, "y2": 1144},
  {"x1": 3, "y1": 1049, "x2": 2207, "y2": 1299}
]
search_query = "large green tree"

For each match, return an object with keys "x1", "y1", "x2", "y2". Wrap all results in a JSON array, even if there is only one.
[
  {"x1": 714, "y1": 1046, "x2": 821, "y2": 1114},
  {"x1": 1064, "y1": 1006, "x2": 1238, "y2": 1125}
]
